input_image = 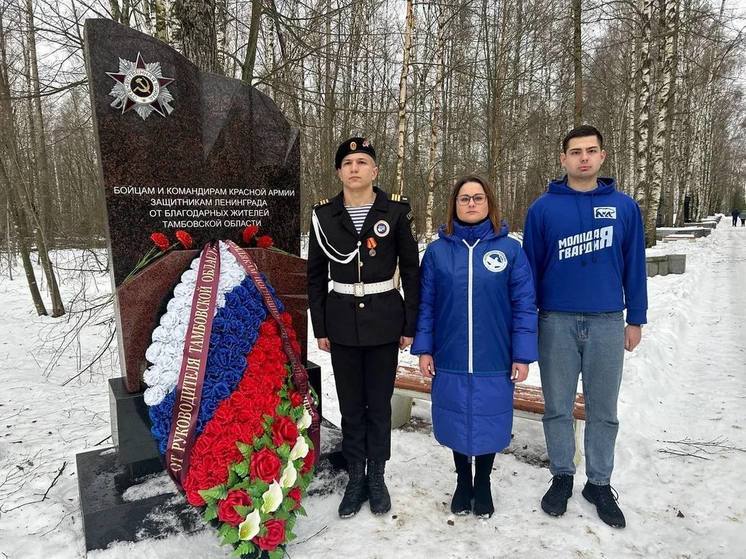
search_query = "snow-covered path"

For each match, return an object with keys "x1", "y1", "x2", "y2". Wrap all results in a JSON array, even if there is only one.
[
  {"x1": 0, "y1": 223, "x2": 744, "y2": 559},
  {"x1": 612, "y1": 224, "x2": 746, "y2": 557}
]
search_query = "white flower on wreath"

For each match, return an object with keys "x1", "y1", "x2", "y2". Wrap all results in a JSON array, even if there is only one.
[
  {"x1": 238, "y1": 509, "x2": 261, "y2": 540},
  {"x1": 261, "y1": 481, "x2": 283, "y2": 514},
  {"x1": 279, "y1": 460, "x2": 297, "y2": 489},
  {"x1": 289, "y1": 435, "x2": 309, "y2": 461},
  {"x1": 142, "y1": 242, "x2": 248, "y2": 406},
  {"x1": 297, "y1": 408, "x2": 312, "y2": 431}
]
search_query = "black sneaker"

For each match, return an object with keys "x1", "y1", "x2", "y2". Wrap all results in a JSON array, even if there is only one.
[
  {"x1": 582, "y1": 482, "x2": 626, "y2": 528},
  {"x1": 338, "y1": 461, "x2": 368, "y2": 518},
  {"x1": 541, "y1": 474, "x2": 574, "y2": 516}
]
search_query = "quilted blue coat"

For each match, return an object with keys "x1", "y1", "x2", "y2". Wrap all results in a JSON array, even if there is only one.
[{"x1": 411, "y1": 219, "x2": 538, "y2": 456}]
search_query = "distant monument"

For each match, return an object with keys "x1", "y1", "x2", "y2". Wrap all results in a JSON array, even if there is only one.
[{"x1": 76, "y1": 19, "x2": 321, "y2": 553}]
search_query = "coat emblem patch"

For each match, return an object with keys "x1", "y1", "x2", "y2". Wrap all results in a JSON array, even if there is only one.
[
  {"x1": 483, "y1": 250, "x2": 507, "y2": 273},
  {"x1": 374, "y1": 220, "x2": 390, "y2": 237},
  {"x1": 594, "y1": 207, "x2": 617, "y2": 219}
]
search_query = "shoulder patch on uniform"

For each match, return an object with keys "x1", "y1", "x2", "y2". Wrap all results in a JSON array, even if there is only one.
[
  {"x1": 390, "y1": 193, "x2": 409, "y2": 204},
  {"x1": 313, "y1": 198, "x2": 331, "y2": 208}
]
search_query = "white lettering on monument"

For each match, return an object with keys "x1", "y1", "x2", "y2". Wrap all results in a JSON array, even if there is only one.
[{"x1": 111, "y1": 184, "x2": 295, "y2": 229}]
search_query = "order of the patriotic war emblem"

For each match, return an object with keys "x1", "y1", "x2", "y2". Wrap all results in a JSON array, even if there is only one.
[{"x1": 106, "y1": 52, "x2": 175, "y2": 120}]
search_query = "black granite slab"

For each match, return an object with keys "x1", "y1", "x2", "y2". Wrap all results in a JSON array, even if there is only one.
[
  {"x1": 109, "y1": 377, "x2": 160, "y2": 466},
  {"x1": 76, "y1": 447, "x2": 202, "y2": 552}
]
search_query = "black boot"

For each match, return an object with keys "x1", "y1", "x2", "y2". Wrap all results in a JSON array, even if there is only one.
[
  {"x1": 582, "y1": 482, "x2": 626, "y2": 528},
  {"x1": 541, "y1": 474, "x2": 574, "y2": 517},
  {"x1": 338, "y1": 461, "x2": 368, "y2": 518},
  {"x1": 367, "y1": 460, "x2": 391, "y2": 515},
  {"x1": 451, "y1": 451, "x2": 473, "y2": 515},
  {"x1": 473, "y1": 453, "x2": 495, "y2": 518}
]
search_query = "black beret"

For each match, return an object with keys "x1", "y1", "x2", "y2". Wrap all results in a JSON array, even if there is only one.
[{"x1": 335, "y1": 137, "x2": 376, "y2": 169}]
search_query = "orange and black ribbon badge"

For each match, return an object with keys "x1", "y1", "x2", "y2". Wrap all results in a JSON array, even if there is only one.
[{"x1": 366, "y1": 237, "x2": 377, "y2": 256}]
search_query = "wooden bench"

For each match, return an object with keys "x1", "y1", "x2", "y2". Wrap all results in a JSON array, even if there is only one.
[{"x1": 392, "y1": 365, "x2": 586, "y2": 464}]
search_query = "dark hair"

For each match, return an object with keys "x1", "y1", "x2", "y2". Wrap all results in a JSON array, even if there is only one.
[
  {"x1": 445, "y1": 175, "x2": 501, "y2": 236},
  {"x1": 562, "y1": 125, "x2": 604, "y2": 153}
]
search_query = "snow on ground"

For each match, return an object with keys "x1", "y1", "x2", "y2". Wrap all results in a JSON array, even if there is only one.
[{"x1": 1, "y1": 223, "x2": 745, "y2": 559}]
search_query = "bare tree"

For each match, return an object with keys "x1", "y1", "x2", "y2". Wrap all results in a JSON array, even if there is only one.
[{"x1": 394, "y1": 0, "x2": 414, "y2": 196}]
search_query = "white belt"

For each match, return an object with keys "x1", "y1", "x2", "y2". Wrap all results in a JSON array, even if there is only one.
[{"x1": 332, "y1": 278, "x2": 396, "y2": 297}]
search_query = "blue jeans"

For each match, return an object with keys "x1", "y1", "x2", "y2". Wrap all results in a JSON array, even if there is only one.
[{"x1": 539, "y1": 311, "x2": 625, "y2": 485}]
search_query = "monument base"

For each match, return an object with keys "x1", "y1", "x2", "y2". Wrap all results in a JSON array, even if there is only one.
[
  {"x1": 318, "y1": 417, "x2": 346, "y2": 470},
  {"x1": 109, "y1": 377, "x2": 160, "y2": 468},
  {"x1": 79, "y1": 361, "x2": 328, "y2": 552},
  {"x1": 76, "y1": 447, "x2": 202, "y2": 553}
]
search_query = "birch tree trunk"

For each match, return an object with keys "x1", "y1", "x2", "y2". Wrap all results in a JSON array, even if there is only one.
[
  {"x1": 674, "y1": 0, "x2": 693, "y2": 226},
  {"x1": 0, "y1": 161, "x2": 47, "y2": 316},
  {"x1": 394, "y1": 0, "x2": 414, "y2": 196},
  {"x1": 1, "y1": 9, "x2": 64, "y2": 316},
  {"x1": 645, "y1": 0, "x2": 676, "y2": 246},
  {"x1": 572, "y1": 0, "x2": 582, "y2": 126},
  {"x1": 25, "y1": 0, "x2": 52, "y2": 242},
  {"x1": 424, "y1": 4, "x2": 445, "y2": 241},
  {"x1": 0, "y1": 15, "x2": 46, "y2": 313},
  {"x1": 153, "y1": 0, "x2": 169, "y2": 42},
  {"x1": 634, "y1": 0, "x2": 653, "y2": 207},
  {"x1": 626, "y1": 27, "x2": 639, "y2": 194},
  {"x1": 241, "y1": 0, "x2": 262, "y2": 83}
]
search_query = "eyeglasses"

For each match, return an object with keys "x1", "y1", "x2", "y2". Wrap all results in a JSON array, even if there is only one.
[{"x1": 456, "y1": 194, "x2": 487, "y2": 206}]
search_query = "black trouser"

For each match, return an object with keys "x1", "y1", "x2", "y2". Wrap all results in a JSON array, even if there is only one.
[
  {"x1": 734, "y1": 216, "x2": 739, "y2": 226},
  {"x1": 330, "y1": 341, "x2": 399, "y2": 462}
]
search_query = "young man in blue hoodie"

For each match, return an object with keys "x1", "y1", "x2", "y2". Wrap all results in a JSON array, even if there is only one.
[{"x1": 522, "y1": 125, "x2": 648, "y2": 528}]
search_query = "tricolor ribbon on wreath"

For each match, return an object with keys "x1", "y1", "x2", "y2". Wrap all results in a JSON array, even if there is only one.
[{"x1": 143, "y1": 238, "x2": 320, "y2": 558}]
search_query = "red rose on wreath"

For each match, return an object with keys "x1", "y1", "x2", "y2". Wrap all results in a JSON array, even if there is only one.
[
  {"x1": 233, "y1": 419, "x2": 262, "y2": 445},
  {"x1": 213, "y1": 401, "x2": 236, "y2": 425},
  {"x1": 289, "y1": 391, "x2": 303, "y2": 408},
  {"x1": 272, "y1": 416, "x2": 299, "y2": 447},
  {"x1": 288, "y1": 487, "x2": 302, "y2": 510},
  {"x1": 301, "y1": 449, "x2": 315, "y2": 474},
  {"x1": 249, "y1": 447, "x2": 282, "y2": 482},
  {"x1": 242, "y1": 225, "x2": 259, "y2": 244},
  {"x1": 259, "y1": 321, "x2": 278, "y2": 336},
  {"x1": 150, "y1": 232, "x2": 170, "y2": 251},
  {"x1": 185, "y1": 486, "x2": 206, "y2": 506},
  {"x1": 175, "y1": 229, "x2": 193, "y2": 249},
  {"x1": 251, "y1": 391, "x2": 280, "y2": 417},
  {"x1": 256, "y1": 235, "x2": 274, "y2": 248},
  {"x1": 254, "y1": 519, "x2": 286, "y2": 551},
  {"x1": 217, "y1": 489, "x2": 252, "y2": 526}
]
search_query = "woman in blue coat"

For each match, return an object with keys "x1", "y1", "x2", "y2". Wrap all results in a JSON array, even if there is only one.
[{"x1": 411, "y1": 175, "x2": 538, "y2": 518}]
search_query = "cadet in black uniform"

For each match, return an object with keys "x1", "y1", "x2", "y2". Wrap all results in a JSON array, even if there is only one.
[{"x1": 307, "y1": 137, "x2": 419, "y2": 518}]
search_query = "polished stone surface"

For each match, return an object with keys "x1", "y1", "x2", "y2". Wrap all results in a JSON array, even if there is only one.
[
  {"x1": 84, "y1": 18, "x2": 300, "y2": 289},
  {"x1": 76, "y1": 447, "x2": 202, "y2": 551},
  {"x1": 86, "y1": 19, "x2": 304, "y2": 393},
  {"x1": 109, "y1": 377, "x2": 160, "y2": 465},
  {"x1": 115, "y1": 250, "x2": 195, "y2": 392}
]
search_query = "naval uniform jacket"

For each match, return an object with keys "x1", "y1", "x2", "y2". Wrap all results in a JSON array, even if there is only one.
[{"x1": 307, "y1": 187, "x2": 420, "y2": 347}]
